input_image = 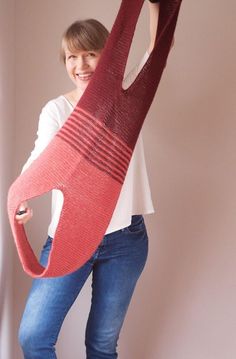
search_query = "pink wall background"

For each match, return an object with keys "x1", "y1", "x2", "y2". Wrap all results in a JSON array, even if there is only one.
[
  {"x1": 0, "y1": 0, "x2": 15, "y2": 358},
  {"x1": 1, "y1": 0, "x2": 235, "y2": 358}
]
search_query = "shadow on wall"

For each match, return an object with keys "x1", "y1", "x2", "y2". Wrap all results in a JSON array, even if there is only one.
[{"x1": 0, "y1": 210, "x2": 7, "y2": 337}]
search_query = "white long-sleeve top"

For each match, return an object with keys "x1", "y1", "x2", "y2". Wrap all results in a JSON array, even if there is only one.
[{"x1": 21, "y1": 52, "x2": 155, "y2": 237}]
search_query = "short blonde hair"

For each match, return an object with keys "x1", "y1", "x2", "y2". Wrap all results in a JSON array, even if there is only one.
[{"x1": 60, "y1": 19, "x2": 109, "y2": 64}]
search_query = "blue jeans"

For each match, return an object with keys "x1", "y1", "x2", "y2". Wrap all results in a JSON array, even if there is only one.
[{"x1": 19, "y1": 215, "x2": 149, "y2": 359}]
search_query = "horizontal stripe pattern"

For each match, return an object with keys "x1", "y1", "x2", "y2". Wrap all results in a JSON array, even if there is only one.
[{"x1": 57, "y1": 107, "x2": 133, "y2": 184}]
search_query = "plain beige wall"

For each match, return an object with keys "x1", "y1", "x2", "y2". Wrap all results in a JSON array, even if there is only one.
[
  {"x1": 0, "y1": 0, "x2": 15, "y2": 358},
  {"x1": 10, "y1": 0, "x2": 236, "y2": 358}
]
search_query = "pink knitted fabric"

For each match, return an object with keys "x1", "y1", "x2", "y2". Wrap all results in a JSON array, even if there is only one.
[{"x1": 8, "y1": 0, "x2": 182, "y2": 277}]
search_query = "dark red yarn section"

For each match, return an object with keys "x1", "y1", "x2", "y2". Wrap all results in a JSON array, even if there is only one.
[{"x1": 8, "y1": 0, "x2": 182, "y2": 278}]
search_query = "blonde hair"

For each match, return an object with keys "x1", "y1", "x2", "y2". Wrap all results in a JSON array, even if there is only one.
[{"x1": 60, "y1": 19, "x2": 109, "y2": 64}]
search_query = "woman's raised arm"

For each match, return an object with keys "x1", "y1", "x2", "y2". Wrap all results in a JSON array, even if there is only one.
[
  {"x1": 148, "y1": 1, "x2": 160, "y2": 53},
  {"x1": 147, "y1": 1, "x2": 174, "y2": 54}
]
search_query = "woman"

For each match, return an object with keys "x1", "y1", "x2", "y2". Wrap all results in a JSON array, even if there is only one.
[{"x1": 17, "y1": 2, "x2": 163, "y2": 358}]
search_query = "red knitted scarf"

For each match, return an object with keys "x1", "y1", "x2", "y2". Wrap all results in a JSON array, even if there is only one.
[{"x1": 8, "y1": 0, "x2": 182, "y2": 277}]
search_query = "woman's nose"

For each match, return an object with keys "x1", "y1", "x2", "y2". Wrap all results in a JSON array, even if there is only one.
[{"x1": 76, "y1": 56, "x2": 89, "y2": 70}]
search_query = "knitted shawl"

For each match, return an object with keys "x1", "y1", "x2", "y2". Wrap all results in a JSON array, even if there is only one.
[{"x1": 8, "y1": 0, "x2": 182, "y2": 278}]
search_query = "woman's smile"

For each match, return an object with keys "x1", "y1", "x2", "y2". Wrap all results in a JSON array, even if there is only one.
[{"x1": 76, "y1": 71, "x2": 94, "y2": 81}]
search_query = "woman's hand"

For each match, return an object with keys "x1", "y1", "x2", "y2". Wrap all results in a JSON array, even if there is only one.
[{"x1": 15, "y1": 201, "x2": 33, "y2": 224}]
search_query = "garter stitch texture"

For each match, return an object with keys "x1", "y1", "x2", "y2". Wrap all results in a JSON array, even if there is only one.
[{"x1": 8, "y1": 0, "x2": 182, "y2": 278}]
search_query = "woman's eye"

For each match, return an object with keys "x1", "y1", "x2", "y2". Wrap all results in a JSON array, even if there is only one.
[
  {"x1": 68, "y1": 55, "x2": 76, "y2": 60},
  {"x1": 87, "y1": 52, "x2": 96, "y2": 57}
]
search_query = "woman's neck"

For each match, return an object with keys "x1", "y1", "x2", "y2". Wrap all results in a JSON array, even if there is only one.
[{"x1": 64, "y1": 89, "x2": 83, "y2": 107}]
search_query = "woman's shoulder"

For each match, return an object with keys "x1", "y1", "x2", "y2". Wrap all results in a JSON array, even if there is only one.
[
  {"x1": 40, "y1": 95, "x2": 73, "y2": 126},
  {"x1": 42, "y1": 95, "x2": 70, "y2": 113}
]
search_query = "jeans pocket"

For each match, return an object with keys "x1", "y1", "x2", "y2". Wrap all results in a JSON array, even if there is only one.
[
  {"x1": 42, "y1": 236, "x2": 53, "y2": 250},
  {"x1": 40, "y1": 236, "x2": 53, "y2": 266},
  {"x1": 125, "y1": 215, "x2": 145, "y2": 234}
]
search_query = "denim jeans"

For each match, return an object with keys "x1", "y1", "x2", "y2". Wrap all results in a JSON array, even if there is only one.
[{"x1": 19, "y1": 215, "x2": 149, "y2": 359}]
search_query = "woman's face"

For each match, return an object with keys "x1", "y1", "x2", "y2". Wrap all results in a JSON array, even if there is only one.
[{"x1": 64, "y1": 46, "x2": 102, "y2": 92}]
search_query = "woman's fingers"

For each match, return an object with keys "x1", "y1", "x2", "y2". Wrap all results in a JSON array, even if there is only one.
[{"x1": 15, "y1": 206, "x2": 33, "y2": 224}]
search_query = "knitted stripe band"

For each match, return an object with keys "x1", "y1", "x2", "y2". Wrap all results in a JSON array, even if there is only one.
[{"x1": 8, "y1": 0, "x2": 183, "y2": 278}]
